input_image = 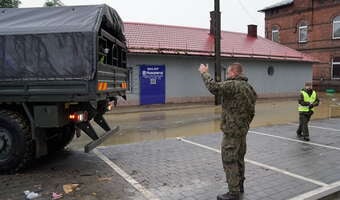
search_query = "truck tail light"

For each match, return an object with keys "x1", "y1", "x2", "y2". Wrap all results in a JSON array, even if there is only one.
[
  {"x1": 69, "y1": 111, "x2": 88, "y2": 122},
  {"x1": 121, "y1": 81, "x2": 128, "y2": 89},
  {"x1": 107, "y1": 102, "x2": 113, "y2": 111},
  {"x1": 98, "y1": 82, "x2": 108, "y2": 91}
]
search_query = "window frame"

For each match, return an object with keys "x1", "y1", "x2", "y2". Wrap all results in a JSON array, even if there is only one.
[
  {"x1": 271, "y1": 26, "x2": 279, "y2": 43},
  {"x1": 331, "y1": 57, "x2": 340, "y2": 79},
  {"x1": 333, "y1": 16, "x2": 340, "y2": 39},
  {"x1": 298, "y1": 24, "x2": 308, "y2": 43}
]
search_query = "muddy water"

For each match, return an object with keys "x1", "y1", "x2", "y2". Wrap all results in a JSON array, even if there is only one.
[{"x1": 69, "y1": 93, "x2": 340, "y2": 150}]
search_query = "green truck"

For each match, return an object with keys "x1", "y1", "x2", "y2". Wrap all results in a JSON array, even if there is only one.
[{"x1": 0, "y1": 5, "x2": 128, "y2": 172}]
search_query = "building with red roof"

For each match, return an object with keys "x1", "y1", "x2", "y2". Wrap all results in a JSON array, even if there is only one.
[{"x1": 121, "y1": 22, "x2": 318, "y2": 105}]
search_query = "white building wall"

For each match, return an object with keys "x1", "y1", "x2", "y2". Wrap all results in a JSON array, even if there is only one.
[{"x1": 122, "y1": 54, "x2": 312, "y2": 105}]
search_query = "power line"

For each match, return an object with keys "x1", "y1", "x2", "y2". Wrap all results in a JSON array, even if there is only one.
[{"x1": 234, "y1": 0, "x2": 260, "y2": 24}]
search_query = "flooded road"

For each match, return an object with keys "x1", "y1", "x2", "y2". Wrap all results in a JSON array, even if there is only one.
[{"x1": 69, "y1": 93, "x2": 340, "y2": 150}]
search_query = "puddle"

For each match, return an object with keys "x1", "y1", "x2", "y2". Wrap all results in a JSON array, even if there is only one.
[{"x1": 69, "y1": 93, "x2": 340, "y2": 150}]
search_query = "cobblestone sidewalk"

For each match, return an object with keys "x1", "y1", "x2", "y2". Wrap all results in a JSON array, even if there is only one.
[{"x1": 99, "y1": 118, "x2": 340, "y2": 200}]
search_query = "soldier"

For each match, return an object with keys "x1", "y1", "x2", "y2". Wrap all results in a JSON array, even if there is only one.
[
  {"x1": 199, "y1": 63, "x2": 257, "y2": 200},
  {"x1": 297, "y1": 82, "x2": 319, "y2": 141}
]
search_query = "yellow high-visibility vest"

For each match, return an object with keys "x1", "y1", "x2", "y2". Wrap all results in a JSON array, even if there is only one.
[{"x1": 298, "y1": 90, "x2": 317, "y2": 112}]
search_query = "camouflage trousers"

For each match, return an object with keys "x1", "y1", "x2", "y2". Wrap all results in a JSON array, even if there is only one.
[{"x1": 221, "y1": 133, "x2": 247, "y2": 193}]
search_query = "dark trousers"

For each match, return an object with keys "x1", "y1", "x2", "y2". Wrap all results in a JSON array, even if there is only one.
[
  {"x1": 297, "y1": 112, "x2": 312, "y2": 137},
  {"x1": 221, "y1": 135, "x2": 246, "y2": 193}
]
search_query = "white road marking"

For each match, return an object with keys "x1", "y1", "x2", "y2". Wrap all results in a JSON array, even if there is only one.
[
  {"x1": 177, "y1": 137, "x2": 328, "y2": 187},
  {"x1": 288, "y1": 122, "x2": 340, "y2": 132},
  {"x1": 249, "y1": 130, "x2": 340, "y2": 151},
  {"x1": 93, "y1": 149, "x2": 161, "y2": 200},
  {"x1": 288, "y1": 181, "x2": 340, "y2": 200}
]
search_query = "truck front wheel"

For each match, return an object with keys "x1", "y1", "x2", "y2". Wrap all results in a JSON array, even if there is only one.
[{"x1": 0, "y1": 110, "x2": 33, "y2": 173}]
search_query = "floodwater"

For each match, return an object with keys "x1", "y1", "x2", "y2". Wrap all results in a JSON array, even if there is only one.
[{"x1": 69, "y1": 93, "x2": 340, "y2": 150}]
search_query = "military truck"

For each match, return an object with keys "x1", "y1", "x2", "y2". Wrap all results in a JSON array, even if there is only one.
[{"x1": 0, "y1": 5, "x2": 128, "y2": 172}]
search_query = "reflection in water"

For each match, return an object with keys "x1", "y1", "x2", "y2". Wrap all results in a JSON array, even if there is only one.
[{"x1": 69, "y1": 93, "x2": 340, "y2": 150}]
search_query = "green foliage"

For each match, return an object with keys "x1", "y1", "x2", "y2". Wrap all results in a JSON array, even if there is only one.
[
  {"x1": 0, "y1": 0, "x2": 21, "y2": 8},
  {"x1": 44, "y1": 0, "x2": 64, "y2": 7}
]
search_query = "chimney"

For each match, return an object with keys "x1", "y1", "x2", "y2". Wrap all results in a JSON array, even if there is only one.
[{"x1": 247, "y1": 24, "x2": 257, "y2": 38}]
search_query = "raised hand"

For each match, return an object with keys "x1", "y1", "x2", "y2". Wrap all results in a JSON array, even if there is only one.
[{"x1": 198, "y1": 64, "x2": 209, "y2": 74}]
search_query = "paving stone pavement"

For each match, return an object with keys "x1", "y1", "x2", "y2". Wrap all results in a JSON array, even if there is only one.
[
  {"x1": 100, "y1": 118, "x2": 340, "y2": 200},
  {"x1": 2, "y1": 118, "x2": 340, "y2": 200},
  {"x1": 0, "y1": 150, "x2": 146, "y2": 200},
  {"x1": 190, "y1": 131, "x2": 340, "y2": 184}
]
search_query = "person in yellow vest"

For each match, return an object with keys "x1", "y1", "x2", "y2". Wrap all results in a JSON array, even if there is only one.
[{"x1": 297, "y1": 82, "x2": 319, "y2": 141}]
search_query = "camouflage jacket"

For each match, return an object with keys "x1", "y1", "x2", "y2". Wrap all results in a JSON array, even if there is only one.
[{"x1": 201, "y1": 72, "x2": 257, "y2": 137}]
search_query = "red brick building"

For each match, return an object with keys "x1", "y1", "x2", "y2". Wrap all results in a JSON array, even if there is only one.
[{"x1": 260, "y1": 0, "x2": 340, "y2": 90}]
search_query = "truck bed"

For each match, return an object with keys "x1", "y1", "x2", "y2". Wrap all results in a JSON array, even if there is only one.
[{"x1": 0, "y1": 63, "x2": 128, "y2": 103}]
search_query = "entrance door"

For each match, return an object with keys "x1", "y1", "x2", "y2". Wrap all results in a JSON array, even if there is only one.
[{"x1": 140, "y1": 65, "x2": 165, "y2": 105}]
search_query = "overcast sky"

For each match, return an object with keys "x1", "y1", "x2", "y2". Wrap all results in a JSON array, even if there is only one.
[{"x1": 20, "y1": 0, "x2": 280, "y2": 37}]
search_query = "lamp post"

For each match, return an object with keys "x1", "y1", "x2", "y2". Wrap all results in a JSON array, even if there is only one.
[{"x1": 213, "y1": 0, "x2": 221, "y2": 105}]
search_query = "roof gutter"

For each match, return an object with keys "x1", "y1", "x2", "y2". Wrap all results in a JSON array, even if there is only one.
[{"x1": 127, "y1": 47, "x2": 319, "y2": 63}]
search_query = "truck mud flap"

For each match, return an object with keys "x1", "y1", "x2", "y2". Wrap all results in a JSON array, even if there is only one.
[{"x1": 84, "y1": 126, "x2": 119, "y2": 153}]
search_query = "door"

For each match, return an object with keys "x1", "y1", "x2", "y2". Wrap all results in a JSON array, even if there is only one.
[{"x1": 140, "y1": 65, "x2": 165, "y2": 105}]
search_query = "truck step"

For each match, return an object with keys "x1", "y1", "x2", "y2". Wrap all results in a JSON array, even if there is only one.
[{"x1": 84, "y1": 126, "x2": 120, "y2": 153}]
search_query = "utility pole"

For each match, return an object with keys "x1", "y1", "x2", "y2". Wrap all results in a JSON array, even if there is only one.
[{"x1": 213, "y1": 0, "x2": 221, "y2": 105}]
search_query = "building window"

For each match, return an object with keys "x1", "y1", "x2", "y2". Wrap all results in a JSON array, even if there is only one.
[
  {"x1": 333, "y1": 16, "x2": 340, "y2": 39},
  {"x1": 332, "y1": 57, "x2": 340, "y2": 79},
  {"x1": 298, "y1": 22, "x2": 308, "y2": 43},
  {"x1": 272, "y1": 26, "x2": 279, "y2": 43}
]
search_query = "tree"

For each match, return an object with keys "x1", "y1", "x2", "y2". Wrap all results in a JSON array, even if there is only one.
[
  {"x1": 0, "y1": 0, "x2": 21, "y2": 8},
  {"x1": 44, "y1": 0, "x2": 64, "y2": 7}
]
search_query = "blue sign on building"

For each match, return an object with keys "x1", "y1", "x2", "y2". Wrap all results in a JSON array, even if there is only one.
[{"x1": 140, "y1": 65, "x2": 166, "y2": 105}]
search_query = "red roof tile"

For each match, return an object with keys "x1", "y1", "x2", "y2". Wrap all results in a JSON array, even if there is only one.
[{"x1": 124, "y1": 22, "x2": 318, "y2": 63}]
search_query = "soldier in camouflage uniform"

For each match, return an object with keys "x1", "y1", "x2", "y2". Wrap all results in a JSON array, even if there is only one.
[{"x1": 199, "y1": 63, "x2": 257, "y2": 200}]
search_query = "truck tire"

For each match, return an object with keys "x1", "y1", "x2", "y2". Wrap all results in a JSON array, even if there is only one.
[
  {"x1": 47, "y1": 124, "x2": 75, "y2": 153},
  {"x1": 0, "y1": 109, "x2": 33, "y2": 173}
]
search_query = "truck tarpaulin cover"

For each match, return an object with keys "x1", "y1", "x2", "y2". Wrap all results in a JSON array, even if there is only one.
[{"x1": 0, "y1": 5, "x2": 125, "y2": 81}]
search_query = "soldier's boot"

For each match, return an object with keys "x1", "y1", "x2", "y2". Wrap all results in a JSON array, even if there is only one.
[
  {"x1": 302, "y1": 133, "x2": 310, "y2": 141},
  {"x1": 217, "y1": 192, "x2": 240, "y2": 200},
  {"x1": 296, "y1": 131, "x2": 302, "y2": 138}
]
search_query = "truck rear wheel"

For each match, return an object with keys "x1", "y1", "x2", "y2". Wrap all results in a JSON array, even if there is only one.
[
  {"x1": 47, "y1": 124, "x2": 75, "y2": 153},
  {"x1": 0, "y1": 110, "x2": 33, "y2": 173}
]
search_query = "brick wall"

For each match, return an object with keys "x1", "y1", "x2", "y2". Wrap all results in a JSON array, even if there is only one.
[{"x1": 263, "y1": 0, "x2": 340, "y2": 89}]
